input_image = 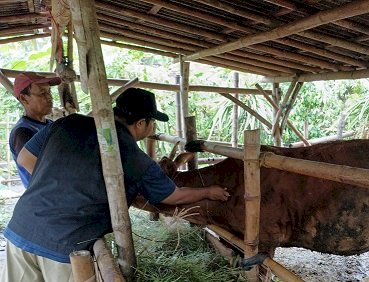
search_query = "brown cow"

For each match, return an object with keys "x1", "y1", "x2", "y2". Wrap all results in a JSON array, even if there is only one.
[{"x1": 132, "y1": 139, "x2": 369, "y2": 257}]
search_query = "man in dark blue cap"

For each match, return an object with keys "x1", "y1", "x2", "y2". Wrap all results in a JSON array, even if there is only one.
[{"x1": 1, "y1": 88, "x2": 229, "y2": 282}]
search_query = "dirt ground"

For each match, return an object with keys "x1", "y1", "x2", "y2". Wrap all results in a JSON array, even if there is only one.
[{"x1": 0, "y1": 184, "x2": 369, "y2": 281}]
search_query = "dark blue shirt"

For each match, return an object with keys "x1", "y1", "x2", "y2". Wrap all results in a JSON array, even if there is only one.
[
  {"x1": 9, "y1": 116, "x2": 52, "y2": 187},
  {"x1": 5, "y1": 114, "x2": 175, "y2": 263}
]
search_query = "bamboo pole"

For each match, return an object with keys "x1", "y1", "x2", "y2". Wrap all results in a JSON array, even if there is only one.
[
  {"x1": 261, "y1": 152, "x2": 369, "y2": 190},
  {"x1": 255, "y1": 83, "x2": 310, "y2": 146},
  {"x1": 272, "y1": 84, "x2": 282, "y2": 146},
  {"x1": 219, "y1": 93, "x2": 272, "y2": 129},
  {"x1": 280, "y1": 82, "x2": 304, "y2": 133},
  {"x1": 0, "y1": 33, "x2": 50, "y2": 45},
  {"x1": 0, "y1": 24, "x2": 50, "y2": 37},
  {"x1": 95, "y1": 0, "x2": 228, "y2": 42},
  {"x1": 271, "y1": 79, "x2": 297, "y2": 136},
  {"x1": 263, "y1": 69, "x2": 369, "y2": 83},
  {"x1": 0, "y1": 70, "x2": 14, "y2": 94},
  {"x1": 146, "y1": 123, "x2": 160, "y2": 221},
  {"x1": 206, "y1": 225, "x2": 304, "y2": 281},
  {"x1": 70, "y1": 250, "x2": 96, "y2": 282},
  {"x1": 288, "y1": 131, "x2": 354, "y2": 148},
  {"x1": 93, "y1": 239, "x2": 125, "y2": 282},
  {"x1": 180, "y1": 0, "x2": 369, "y2": 62},
  {"x1": 250, "y1": 44, "x2": 345, "y2": 72},
  {"x1": 189, "y1": 140, "x2": 244, "y2": 160},
  {"x1": 180, "y1": 60, "x2": 190, "y2": 134},
  {"x1": 150, "y1": 133, "x2": 186, "y2": 146},
  {"x1": 0, "y1": 68, "x2": 271, "y2": 95},
  {"x1": 0, "y1": 13, "x2": 46, "y2": 23},
  {"x1": 231, "y1": 72, "x2": 239, "y2": 148},
  {"x1": 185, "y1": 116, "x2": 198, "y2": 170},
  {"x1": 69, "y1": 1, "x2": 135, "y2": 281},
  {"x1": 243, "y1": 129, "x2": 261, "y2": 282},
  {"x1": 300, "y1": 30, "x2": 369, "y2": 56},
  {"x1": 276, "y1": 37, "x2": 367, "y2": 68},
  {"x1": 175, "y1": 75, "x2": 184, "y2": 151}
]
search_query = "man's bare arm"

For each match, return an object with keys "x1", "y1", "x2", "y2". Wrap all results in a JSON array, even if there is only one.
[
  {"x1": 17, "y1": 147, "x2": 37, "y2": 174},
  {"x1": 161, "y1": 185, "x2": 230, "y2": 205}
]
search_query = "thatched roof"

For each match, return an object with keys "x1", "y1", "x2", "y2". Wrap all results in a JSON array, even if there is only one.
[{"x1": 1, "y1": 0, "x2": 369, "y2": 82}]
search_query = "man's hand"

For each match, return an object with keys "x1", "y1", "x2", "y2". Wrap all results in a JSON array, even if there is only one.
[{"x1": 207, "y1": 185, "x2": 230, "y2": 201}]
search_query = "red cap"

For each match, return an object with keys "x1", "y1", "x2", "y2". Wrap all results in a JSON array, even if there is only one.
[{"x1": 13, "y1": 72, "x2": 62, "y2": 99}]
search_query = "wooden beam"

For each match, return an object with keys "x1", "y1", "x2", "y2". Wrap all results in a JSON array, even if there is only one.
[
  {"x1": 95, "y1": 0, "x2": 228, "y2": 42},
  {"x1": 0, "y1": 33, "x2": 50, "y2": 45},
  {"x1": 263, "y1": 69, "x2": 369, "y2": 82},
  {"x1": 0, "y1": 24, "x2": 50, "y2": 37},
  {"x1": 0, "y1": 68, "x2": 271, "y2": 95},
  {"x1": 140, "y1": 0, "x2": 253, "y2": 34},
  {"x1": 300, "y1": 30, "x2": 369, "y2": 56},
  {"x1": 276, "y1": 37, "x2": 367, "y2": 68},
  {"x1": 192, "y1": 0, "x2": 272, "y2": 25},
  {"x1": 261, "y1": 152, "x2": 369, "y2": 190},
  {"x1": 0, "y1": 13, "x2": 47, "y2": 23},
  {"x1": 219, "y1": 93, "x2": 272, "y2": 129},
  {"x1": 69, "y1": 0, "x2": 135, "y2": 280},
  {"x1": 180, "y1": 0, "x2": 369, "y2": 62},
  {"x1": 0, "y1": 70, "x2": 14, "y2": 93},
  {"x1": 264, "y1": 0, "x2": 297, "y2": 10},
  {"x1": 97, "y1": 14, "x2": 319, "y2": 74}
]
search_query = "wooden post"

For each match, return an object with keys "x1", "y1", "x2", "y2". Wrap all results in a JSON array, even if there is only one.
[
  {"x1": 146, "y1": 124, "x2": 160, "y2": 221},
  {"x1": 280, "y1": 82, "x2": 304, "y2": 133},
  {"x1": 70, "y1": 250, "x2": 96, "y2": 282},
  {"x1": 243, "y1": 129, "x2": 261, "y2": 282},
  {"x1": 69, "y1": 1, "x2": 135, "y2": 280},
  {"x1": 93, "y1": 239, "x2": 125, "y2": 282},
  {"x1": 271, "y1": 79, "x2": 297, "y2": 136},
  {"x1": 0, "y1": 70, "x2": 14, "y2": 93},
  {"x1": 272, "y1": 83, "x2": 282, "y2": 146},
  {"x1": 180, "y1": 59, "x2": 190, "y2": 134},
  {"x1": 175, "y1": 74, "x2": 185, "y2": 165},
  {"x1": 185, "y1": 116, "x2": 198, "y2": 170},
  {"x1": 232, "y1": 72, "x2": 239, "y2": 148},
  {"x1": 255, "y1": 83, "x2": 310, "y2": 146}
]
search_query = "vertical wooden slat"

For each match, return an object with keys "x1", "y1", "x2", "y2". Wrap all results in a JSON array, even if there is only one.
[
  {"x1": 69, "y1": 1, "x2": 135, "y2": 281},
  {"x1": 272, "y1": 83, "x2": 281, "y2": 146},
  {"x1": 185, "y1": 116, "x2": 198, "y2": 170},
  {"x1": 231, "y1": 72, "x2": 239, "y2": 148},
  {"x1": 244, "y1": 129, "x2": 261, "y2": 282},
  {"x1": 180, "y1": 60, "x2": 190, "y2": 133}
]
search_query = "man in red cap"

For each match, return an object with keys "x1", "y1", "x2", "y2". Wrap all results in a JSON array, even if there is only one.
[{"x1": 9, "y1": 72, "x2": 61, "y2": 188}]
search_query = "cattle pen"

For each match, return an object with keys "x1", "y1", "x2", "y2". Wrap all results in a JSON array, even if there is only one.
[
  {"x1": 2, "y1": 0, "x2": 369, "y2": 281},
  {"x1": 151, "y1": 130, "x2": 369, "y2": 281}
]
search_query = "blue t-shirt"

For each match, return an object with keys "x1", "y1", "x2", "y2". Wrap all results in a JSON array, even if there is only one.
[
  {"x1": 9, "y1": 116, "x2": 52, "y2": 187},
  {"x1": 5, "y1": 114, "x2": 175, "y2": 263}
]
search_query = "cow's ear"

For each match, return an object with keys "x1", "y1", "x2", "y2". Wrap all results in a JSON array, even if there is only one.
[{"x1": 174, "y1": 152, "x2": 195, "y2": 168}]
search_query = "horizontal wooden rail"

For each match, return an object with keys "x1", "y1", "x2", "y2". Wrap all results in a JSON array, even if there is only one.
[
  {"x1": 0, "y1": 68, "x2": 271, "y2": 95},
  {"x1": 205, "y1": 225, "x2": 303, "y2": 282},
  {"x1": 261, "y1": 152, "x2": 369, "y2": 190}
]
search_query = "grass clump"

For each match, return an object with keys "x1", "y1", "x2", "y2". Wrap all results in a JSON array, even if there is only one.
[{"x1": 129, "y1": 207, "x2": 246, "y2": 282}]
